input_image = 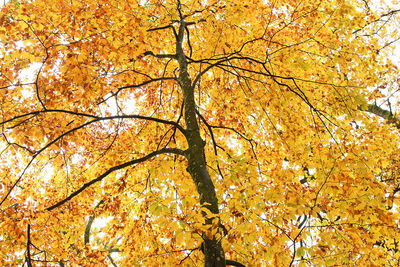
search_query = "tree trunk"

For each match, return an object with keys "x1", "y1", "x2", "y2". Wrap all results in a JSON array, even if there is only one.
[{"x1": 175, "y1": 19, "x2": 226, "y2": 266}]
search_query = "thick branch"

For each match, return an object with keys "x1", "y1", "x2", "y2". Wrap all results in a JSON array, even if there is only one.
[
  {"x1": 46, "y1": 148, "x2": 185, "y2": 211},
  {"x1": 365, "y1": 104, "x2": 400, "y2": 128},
  {"x1": 84, "y1": 200, "x2": 104, "y2": 245},
  {"x1": 26, "y1": 224, "x2": 33, "y2": 267},
  {"x1": 144, "y1": 51, "x2": 177, "y2": 59},
  {"x1": 147, "y1": 24, "x2": 174, "y2": 32},
  {"x1": 84, "y1": 215, "x2": 96, "y2": 245}
]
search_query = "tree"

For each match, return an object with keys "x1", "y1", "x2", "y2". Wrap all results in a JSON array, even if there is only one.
[{"x1": 0, "y1": 0, "x2": 400, "y2": 265}]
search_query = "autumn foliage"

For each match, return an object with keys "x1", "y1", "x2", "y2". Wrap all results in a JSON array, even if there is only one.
[{"x1": 1, "y1": 0, "x2": 400, "y2": 266}]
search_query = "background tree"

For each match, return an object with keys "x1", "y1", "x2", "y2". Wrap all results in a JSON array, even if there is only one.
[{"x1": 0, "y1": 0, "x2": 400, "y2": 266}]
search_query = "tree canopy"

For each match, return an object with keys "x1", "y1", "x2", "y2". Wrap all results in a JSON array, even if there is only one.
[{"x1": 1, "y1": 0, "x2": 400, "y2": 266}]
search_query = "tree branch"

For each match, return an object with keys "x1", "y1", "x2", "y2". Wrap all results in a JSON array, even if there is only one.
[
  {"x1": 144, "y1": 51, "x2": 177, "y2": 59},
  {"x1": 46, "y1": 148, "x2": 186, "y2": 211},
  {"x1": 0, "y1": 111, "x2": 186, "y2": 208},
  {"x1": 364, "y1": 103, "x2": 400, "y2": 128},
  {"x1": 84, "y1": 200, "x2": 104, "y2": 245},
  {"x1": 25, "y1": 224, "x2": 33, "y2": 267},
  {"x1": 147, "y1": 24, "x2": 174, "y2": 32},
  {"x1": 108, "y1": 254, "x2": 118, "y2": 267},
  {"x1": 195, "y1": 109, "x2": 224, "y2": 179},
  {"x1": 226, "y1": 259, "x2": 246, "y2": 267},
  {"x1": 1, "y1": 109, "x2": 186, "y2": 137},
  {"x1": 101, "y1": 77, "x2": 177, "y2": 103}
]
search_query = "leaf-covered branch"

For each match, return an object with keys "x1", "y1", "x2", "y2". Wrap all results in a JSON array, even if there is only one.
[
  {"x1": 46, "y1": 147, "x2": 185, "y2": 211},
  {"x1": 1, "y1": 109, "x2": 186, "y2": 136}
]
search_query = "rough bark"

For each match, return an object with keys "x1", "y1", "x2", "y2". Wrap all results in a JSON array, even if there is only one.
[
  {"x1": 366, "y1": 104, "x2": 400, "y2": 128},
  {"x1": 175, "y1": 19, "x2": 226, "y2": 266}
]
